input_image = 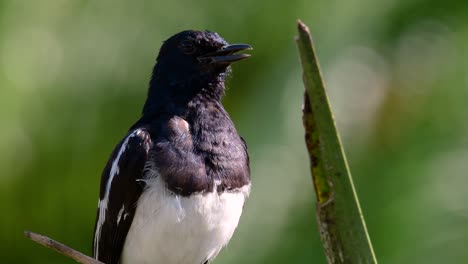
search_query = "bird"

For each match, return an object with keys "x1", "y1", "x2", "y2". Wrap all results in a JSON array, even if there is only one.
[{"x1": 92, "y1": 30, "x2": 252, "y2": 264}]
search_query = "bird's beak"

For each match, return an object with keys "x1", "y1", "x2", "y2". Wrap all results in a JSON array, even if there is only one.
[{"x1": 198, "y1": 44, "x2": 252, "y2": 64}]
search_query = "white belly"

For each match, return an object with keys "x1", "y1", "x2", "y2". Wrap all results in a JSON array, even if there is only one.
[{"x1": 121, "y1": 177, "x2": 250, "y2": 264}]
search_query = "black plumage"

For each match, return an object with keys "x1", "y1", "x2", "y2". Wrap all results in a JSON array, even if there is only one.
[{"x1": 92, "y1": 30, "x2": 251, "y2": 264}]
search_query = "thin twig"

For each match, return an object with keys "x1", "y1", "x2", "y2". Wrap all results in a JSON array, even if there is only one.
[{"x1": 24, "y1": 231, "x2": 104, "y2": 264}]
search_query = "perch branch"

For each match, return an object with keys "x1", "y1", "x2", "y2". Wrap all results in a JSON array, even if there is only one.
[{"x1": 24, "y1": 231, "x2": 104, "y2": 264}]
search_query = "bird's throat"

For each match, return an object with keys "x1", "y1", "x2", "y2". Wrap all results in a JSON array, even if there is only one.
[{"x1": 142, "y1": 76, "x2": 226, "y2": 116}]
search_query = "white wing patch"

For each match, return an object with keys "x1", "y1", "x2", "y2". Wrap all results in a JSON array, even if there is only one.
[
  {"x1": 93, "y1": 129, "x2": 142, "y2": 259},
  {"x1": 117, "y1": 205, "x2": 125, "y2": 224}
]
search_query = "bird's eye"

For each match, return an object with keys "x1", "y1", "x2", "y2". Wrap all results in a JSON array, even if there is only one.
[{"x1": 179, "y1": 40, "x2": 196, "y2": 54}]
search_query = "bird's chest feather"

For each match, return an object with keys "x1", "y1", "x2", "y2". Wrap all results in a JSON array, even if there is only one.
[
  {"x1": 148, "y1": 107, "x2": 249, "y2": 196},
  {"x1": 121, "y1": 176, "x2": 250, "y2": 264}
]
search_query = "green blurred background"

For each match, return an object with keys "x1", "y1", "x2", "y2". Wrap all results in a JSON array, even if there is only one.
[{"x1": 1, "y1": 0, "x2": 468, "y2": 263}]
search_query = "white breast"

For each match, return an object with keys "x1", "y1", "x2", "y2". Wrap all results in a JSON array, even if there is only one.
[{"x1": 121, "y1": 176, "x2": 250, "y2": 264}]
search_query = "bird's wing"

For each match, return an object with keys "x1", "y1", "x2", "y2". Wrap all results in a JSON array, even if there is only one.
[{"x1": 92, "y1": 128, "x2": 152, "y2": 264}]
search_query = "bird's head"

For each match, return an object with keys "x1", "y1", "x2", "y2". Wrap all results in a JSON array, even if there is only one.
[{"x1": 147, "y1": 30, "x2": 251, "y2": 107}]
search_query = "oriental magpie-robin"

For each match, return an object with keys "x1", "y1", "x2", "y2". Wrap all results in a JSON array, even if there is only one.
[{"x1": 92, "y1": 30, "x2": 251, "y2": 264}]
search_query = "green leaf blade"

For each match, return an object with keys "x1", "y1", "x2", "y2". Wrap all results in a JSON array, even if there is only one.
[{"x1": 296, "y1": 20, "x2": 378, "y2": 264}]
